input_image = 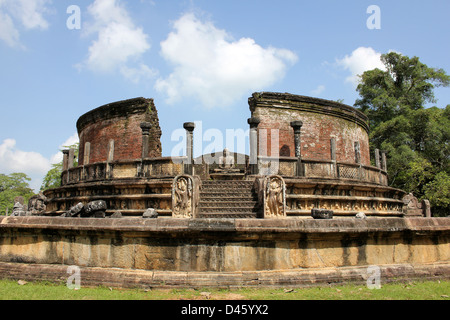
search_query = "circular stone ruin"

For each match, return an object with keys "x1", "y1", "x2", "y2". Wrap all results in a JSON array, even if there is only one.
[{"x1": 0, "y1": 92, "x2": 448, "y2": 288}]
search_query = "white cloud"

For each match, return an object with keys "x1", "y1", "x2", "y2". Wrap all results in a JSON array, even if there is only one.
[
  {"x1": 155, "y1": 13, "x2": 298, "y2": 108},
  {"x1": 80, "y1": 0, "x2": 153, "y2": 82},
  {"x1": 49, "y1": 133, "x2": 79, "y2": 164},
  {"x1": 0, "y1": 0, "x2": 51, "y2": 48},
  {"x1": 0, "y1": 133, "x2": 79, "y2": 192},
  {"x1": 0, "y1": 139, "x2": 51, "y2": 176},
  {"x1": 311, "y1": 85, "x2": 325, "y2": 96},
  {"x1": 335, "y1": 47, "x2": 386, "y2": 86}
]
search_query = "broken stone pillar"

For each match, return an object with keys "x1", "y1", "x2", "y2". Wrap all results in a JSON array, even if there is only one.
[
  {"x1": 290, "y1": 121, "x2": 303, "y2": 176},
  {"x1": 62, "y1": 149, "x2": 70, "y2": 171},
  {"x1": 375, "y1": 149, "x2": 381, "y2": 168},
  {"x1": 248, "y1": 117, "x2": 260, "y2": 174},
  {"x1": 381, "y1": 151, "x2": 387, "y2": 171},
  {"x1": 68, "y1": 148, "x2": 75, "y2": 169},
  {"x1": 330, "y1": 138, "x2": 337, "y2": 161},
  {"x1": 83, "y1": 142, "x2": 91, "y2": 165},
  {"x1": 140, "y1": 122, "x2": 152, "y2": 159},
  {"x1": 354, "y1": 141, "x2": 361, "y2": 164},
  {"x1": 183, "y1": 122, "x2": 195, "y2": 175},
  {"x1": 106, "y1": 139, "x2": 114, "y2": 179},
  {"x1": 331, "y1": 138, "x2": 337, "y2": 178}
]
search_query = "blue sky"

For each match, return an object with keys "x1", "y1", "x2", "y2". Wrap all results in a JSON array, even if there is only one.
[{"x1": 0, "y1": 0, "x2": 449, "y2": 192}]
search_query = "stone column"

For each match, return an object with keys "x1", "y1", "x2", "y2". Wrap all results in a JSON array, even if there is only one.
[
  {"x1": 248, "y1": 117, "x2": 260, "y2": 174},
  {"x1": 83, "y1": 142, "x2": 91, "y2": 165},
  {"x1": 106, "y1": 139, "x2": 114, "y2": 179},
  {"x1": 140, "y1": 122, "x2": 152, "y2": 159},
  {"x1": 183, "y1": 122, "x2": 196, "y2": 175},
  {"x1": 290, "y1": 121, "x2": 303, "y2": 176},
  {"x1": 68, "y1": 148, "x2": 75, "y2": 169},
  {"x1": 354, "y1": 141, "x2": 361, "y2": 164},
  {"x1": 375, "y1": 149, "x2": 381, "y2": 168},
  {"x1": 381, "y1": 151, "x2": 387, "y2": 171},
  {"x1": 330, "y1": 138, "x2": 337, "y2": 178},
  {"x1": 62, "y1": 149, "x2": 70, "y2": 171},
  {"x1": 330, "y1": 138, "x2": 336, "y2": 161}
]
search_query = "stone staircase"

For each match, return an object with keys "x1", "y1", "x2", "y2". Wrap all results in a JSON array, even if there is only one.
[{"x1": 198, "y1": 180, "x2": 260, "y2": 218}]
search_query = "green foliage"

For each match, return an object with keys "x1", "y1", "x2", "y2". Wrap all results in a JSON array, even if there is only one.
[
  {"x1": 0, "y1": 173, "x2": 35, "y2": 215},
  {"x1": 40, "y1": 143, "x2": 79, "y2": 192},
  {"x1": 0, "y1": 279, "x2": 448, "y2": 300},
  {"x1": 355, "y1": 52, "x2": 450, "y2": 216},
  {"x1": 356, "y1": 52, "x2": 450, "y2": 128}
]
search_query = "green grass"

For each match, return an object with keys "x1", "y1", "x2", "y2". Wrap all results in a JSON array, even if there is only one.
[{"x1": 0, "y1": 279, "x2": 449, "y2": 300}]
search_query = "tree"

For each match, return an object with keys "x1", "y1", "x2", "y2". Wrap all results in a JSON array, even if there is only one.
[
  {"x1": 0, "y1": 173, "x2": 35, "y2": 215},
  {"x1": 40, "y1": 143, "x2": 79, "y2": 191},
  {"x1": 355, "y1": 52, "x2": 450, "y2": 216},
  {"x1": 355, "y1": 52, "x2": 450, "y2": 128}
]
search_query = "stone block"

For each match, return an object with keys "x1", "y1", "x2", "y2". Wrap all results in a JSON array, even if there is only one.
[
  {"x1": 143, "y1": 208, "x2": 158, "y2": 219},
  {"x1": 311, "y1": 208, "x2": 333, "y2": 219}
]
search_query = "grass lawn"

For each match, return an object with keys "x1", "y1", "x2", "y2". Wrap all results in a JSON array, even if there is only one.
[{"x1": 0, "y1": 278, "x2": 448, "y2": 300}]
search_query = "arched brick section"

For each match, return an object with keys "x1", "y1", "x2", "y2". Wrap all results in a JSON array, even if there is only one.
[
  {"x1": 76, "y1": 98, "x2": 162, "y2": 165},
  {"x1": 249, "y1": 92, "x2": 371, "y2": 166}
]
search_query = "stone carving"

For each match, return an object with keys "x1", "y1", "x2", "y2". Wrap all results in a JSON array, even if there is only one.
[
  {"x1": 356, "y1": 212, "x2": 367, "y2": 220},
  {"x1": 172, "y1": 175, "x2": 200, "y2": 218},
  {"x1": 61, "y1": 200, "x2": 107, "y2": 218},
  {"x1": 27, "y1": 192, "x2": 47, "y2": 216},
  {"x1": 82, "y1": 200, "x2": 107, "y2": 218},
  {"x1": 61, "y1": 202, "x2": 84, "y2": 217},
  {"x1": 262, "y1": 175, "x2": 286, "y2": 219},
  {"x1": 214, "y1": 148, "x2": 240, "y2": 173},
  {"x1": 11, "y1": 202, "x2": 28, "y2": 217},
  {"x1": 143, "y1": 208, "x2": 158, "y2": 219},
  {"x1": 311, "y1": 208, "x2": 333, "y2": 219},
  {"x1": 402, "y1": 193, "x2": 431, "y2": 217}
]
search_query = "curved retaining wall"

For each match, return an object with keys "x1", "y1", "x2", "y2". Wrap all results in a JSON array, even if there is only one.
[
  {"x1": 0, "y1": 217, "x2": 448, "y2": 288},
  {"x1": 77, "y1": 97, "x2": 162, "y2": 165},
  {"x1": 249, "y1": 92, "x2": 371, "y2": 166}
]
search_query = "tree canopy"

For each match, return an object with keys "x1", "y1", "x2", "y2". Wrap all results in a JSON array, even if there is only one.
[
  {"x1": 355, "y1": 52, "x2": 450, "y2": 216},
  {"x1": 40, "y1": 143, "x2": 79, "y2": 191},
  {"x1": 0, "y1": 173, "x2": 35, "y2": 215}
]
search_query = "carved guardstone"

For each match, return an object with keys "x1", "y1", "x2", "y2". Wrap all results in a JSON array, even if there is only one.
[
  {"x1": 172, "y1": 175, "x2": 201, "y2": 218},
  {"x1": 262, "y1": 175, "x2": 286, "y2": 219}
]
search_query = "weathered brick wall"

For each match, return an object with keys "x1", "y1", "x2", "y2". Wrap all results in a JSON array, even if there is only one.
[
  {"x1": 77, "y1": 98, "x2": 162, "y2": 165},
  {"x1": 249, "y1": 92, "x2": 371, "y2": 166}
]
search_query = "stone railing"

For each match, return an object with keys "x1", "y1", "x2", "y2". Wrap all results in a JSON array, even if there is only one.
[
  {"x1": 61, "y1": 157, "x2": 186, "y2": 186},
  {"x1": 257, "y1": 156, "x2": 388, "y2": 186}
]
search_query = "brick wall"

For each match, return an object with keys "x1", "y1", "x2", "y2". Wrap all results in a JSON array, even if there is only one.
[
  {"x1": 77, "y1": 98, "x2": 162, "y2": 165},
  {"x1": 250, "y1": 92, "x2": 371, "y2": 166}
]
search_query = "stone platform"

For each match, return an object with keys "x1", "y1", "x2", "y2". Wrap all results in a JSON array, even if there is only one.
[{"x1": 0, "y1": 216, "x2": 448, "y2": 288}]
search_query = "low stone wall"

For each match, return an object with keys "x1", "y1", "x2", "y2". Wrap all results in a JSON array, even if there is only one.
[{"x1": 0, "y1": 217, "x2": 448, "y2": 288}]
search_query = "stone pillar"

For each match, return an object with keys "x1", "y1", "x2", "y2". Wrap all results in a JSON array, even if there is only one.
[
  {"x1": 375, "y1": 149, "x2": 380, "y2": 168},
  {"x1": 83, "y1": 142, "x2": 91, "y2": 165},
  {"x1": 354, "y1": 141, "x2": 361, "y2": 164},
  {"x1": 290, "y1": 121, "x2": 303, "y2": 176},
  {"x1": 330, "y1": 138, "x2": 336, "y2": 161},
  {"x1": 381, "y1": 151, "x2": 387, "y2": 171},
  {"x1": 183, "y1": 122, "x2": 196, "y2": 175},
  {"x1": 62, "y1": 149, "x2": 70, "y2": 171},
  {"x1": 68, "y1": 148, "x2": 75, "y2": 169},
  {"x1": 330, "y1": 138, "x2": 337, "y2": 178},
  {"x1": 140, "y1": 122, "x2": 152, "y2": 159},
  {"x1": 290, "y1": 121, "x2": 303, "y2": 158},
  {"x1": 248, "y1": 117, "x2": 260, "y2": 174},
  {"x1": 106, "y1": 140, "x2": 114, "y2": 179}
]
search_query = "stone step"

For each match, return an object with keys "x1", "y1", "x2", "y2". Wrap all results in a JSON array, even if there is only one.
[
  {"x1": 198, "y1": 212, "x2": 258, "y2": 219},
  {"x1": 199, "y1": 201, "x2": 258, "y2": 208},
  {"x1": 199, "y1": 206, "x2": 258, "y2": 213}
]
